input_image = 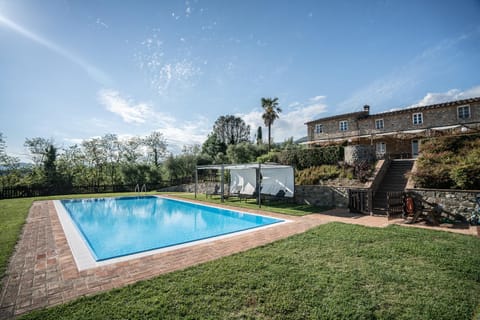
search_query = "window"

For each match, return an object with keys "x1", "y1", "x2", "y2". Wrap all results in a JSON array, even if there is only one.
[
  {"x1": 376, "y1": 142, "x2": 386, "y2": 154},
  {"x1": 412, "y1": 113, "x2": 423, "y2": 125},
  {"x1": 375, "y1": 119, "x2": 384, "y2": 130},
  {"x1": 339, "y1": 120, "x2": 348, "y2": 131},
  {"x1": 458, "y1": 105, "x2": 470, "y2": 119},
  {"x1": 315, "y1": 124, "x2": 323, "y2": 134}
]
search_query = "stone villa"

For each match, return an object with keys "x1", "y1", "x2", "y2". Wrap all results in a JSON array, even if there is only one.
[{"x1": 305, "y1": 97, "x2": 480, "y2": 159}]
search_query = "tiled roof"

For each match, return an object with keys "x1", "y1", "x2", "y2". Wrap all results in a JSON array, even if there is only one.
[
  {"x1": 305, "y1": 110, "x2": 368, "y2": 125},
  {"x1": 375, "y1": 97, "x2": 480, "y2": 116},
  {"x1": 306, "y1": 97, "x2": 480, "y2": 124}
]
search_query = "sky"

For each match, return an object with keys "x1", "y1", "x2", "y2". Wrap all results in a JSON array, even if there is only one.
[{"x1": 1, "y1": 0, "x2": 479, "y2": 161}]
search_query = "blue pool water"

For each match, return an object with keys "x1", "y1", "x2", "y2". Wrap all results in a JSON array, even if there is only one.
[{"x1": 60, "y1": 196, "x2": 283, "y2": 261}]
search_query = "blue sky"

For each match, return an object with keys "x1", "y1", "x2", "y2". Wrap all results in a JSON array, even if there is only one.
[{"x1": 1, "y1": 0, "x2": 479, "y2": 161}]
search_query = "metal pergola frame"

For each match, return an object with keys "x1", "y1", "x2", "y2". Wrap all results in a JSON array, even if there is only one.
[{"x1": 195, "y1": 163, "x2": 294, "y2": 207}]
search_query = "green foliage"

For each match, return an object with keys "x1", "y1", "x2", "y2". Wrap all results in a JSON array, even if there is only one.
[
  {"x1": 212, "y1": 115, "x2": 251, "y2": 146},
  {"x1": 256, "y1": 151, "x2": 280, "y2": 163},
  {"x1": 277, "y1": 146, "x2": 343, "y2": 170},
  {"x1": 295, "y1": 165, "x2": 342, "y2": 184},
  {"x1": 43, "y1": 145, "x2": 58, "y2": 189},
  {"x1": 261, "y1": 97, "x2": 282, "y2": 151},
  {"x1": 226, "y1": 142, "x2": 267, "y2": 164},
  {"x1": 201, "y1": 133, "x2": 227, "y2": 161},
  {"x1": 450, "y1": 163, "x2": 480, "y2": 190},
  {"x1": 19, "y1": 222, "x2": 480, "y2": 320},
  {"x1": 414, "y1": 134, "x2": 480, "y2": 189},
  {"x1": 256, "y1": 126, "x2": 262, "y2": 145},
  {"x1": 144, "y1": 131, "x2": 167, "y2": 167}
]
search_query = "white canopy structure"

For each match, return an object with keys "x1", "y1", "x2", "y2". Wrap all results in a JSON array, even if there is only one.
[{"x1": 195, "y1": 163, "x2": 295, "y2": 206}]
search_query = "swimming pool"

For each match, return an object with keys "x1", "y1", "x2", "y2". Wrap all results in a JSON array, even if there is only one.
[{"x1": 56, "y1": 196, "x2": 284, "y2": 267}]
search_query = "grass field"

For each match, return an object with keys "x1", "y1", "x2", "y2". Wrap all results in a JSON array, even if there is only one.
[
  {"x1": 1, "y1": 193, "x2": 479, "y2": 319},
  {"x1": 174, "y1": 192, "x2": 333, "y2": 216}
]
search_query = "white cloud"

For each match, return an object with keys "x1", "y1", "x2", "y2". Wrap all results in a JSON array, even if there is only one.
[
  {"x1": 97, "y1": 89, "x2": 209, "y2": 154},
  {"x1": 95, "y1": 18, "x2": 108, "y2": 29},
  {"x1": 159, "y1": 121, "x2": 210, "y2": 153},
  {"x1": 185, "y1": 1, "x2": 192, "y2": 17},
  {"x1": 98, "y1": 89, "x2": 155, "y2": 124},
  {"x1": 135, "y1": 30, "x2": 201, "y2": 96},
  {"x1": 409, "y1": 85, "x2": 480, "y2": 108},
  {"x1": 310, "y1": 95, "x2": 326, "y2": 102},
  {"x1": 239, "y1": 95, "x2": 328, "y2": 142}
]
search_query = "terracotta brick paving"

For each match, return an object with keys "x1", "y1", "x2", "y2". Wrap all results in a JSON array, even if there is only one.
[{"x1": 0, "y1": 196, "x2": 477, "y2": 318}]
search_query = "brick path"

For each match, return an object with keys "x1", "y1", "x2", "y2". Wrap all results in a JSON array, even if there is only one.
[{"x1": 0, "y1": 197, "x2": 477, "y2": 318}]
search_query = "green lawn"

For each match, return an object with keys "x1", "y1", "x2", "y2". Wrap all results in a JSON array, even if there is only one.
[
  {"x1": 174, "y1": 192, "x2": 333, "y2": 216},
  {"x1": 0, "y1": 197, "x2": 34, "y2": 279},
  {"x1": 1, "y1": 193, "x2": 479, "y2": 319}
]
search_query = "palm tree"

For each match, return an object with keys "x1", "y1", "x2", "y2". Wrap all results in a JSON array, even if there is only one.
[{"x1": 261, "y1": 97, "x2": 282, "y2": 151}]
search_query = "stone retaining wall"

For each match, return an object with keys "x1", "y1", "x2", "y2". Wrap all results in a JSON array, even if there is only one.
[
  {"x1": 160, "y1": 182, "x2": 225, "y2": 194},
  {"x1": 406, "y1": 188, "x2": 480, "y2": 219},
  {"x1": 161, "y1": 183, "x2": 349, "y2": 208},
  {"x1": 294, "y1": 185, "x2": 349, "y2": 208}
]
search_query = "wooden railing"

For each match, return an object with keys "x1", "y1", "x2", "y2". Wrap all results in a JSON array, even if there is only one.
[
  {"x1": 348, "y1": 188, "x2": 372, "y2": 214},
  {"x1": 387, "y1": 191, "x2": 404, "y2": 217}
]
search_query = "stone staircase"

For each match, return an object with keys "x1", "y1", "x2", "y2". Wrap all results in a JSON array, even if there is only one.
[{"x1": 372, "y1": 159, "x2": 414, "y2": 215}]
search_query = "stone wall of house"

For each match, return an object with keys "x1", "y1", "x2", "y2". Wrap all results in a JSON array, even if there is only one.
[
  {"x1": 344, "y1": 145, "x2": 375, "y2": 165},
  {"x1": 308, "y1": 112, "x2": 367, "y2": 142},
  {"x1": 294, "y1": 185, "x2": 349, "y2": 208},
  {"x1": 405, "y1": 188, "x2": 480, "y2": 220},
  {"x1": 307, "y1": 100, "x2": 480, "y2": 144},
  {"x1": 359, "y1": 136, "x2": 414, "y2": 159},
  {"x1": 359, "y1": 101, "x2": 480, "y2": 134}
]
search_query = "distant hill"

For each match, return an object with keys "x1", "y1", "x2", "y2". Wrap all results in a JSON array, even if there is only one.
[
  {"x1": 0, "y1": 162, "x2": 33, "y2": 171},
  {"x1": 295, "y1": 136, "x2": 308, "y2": 144}
]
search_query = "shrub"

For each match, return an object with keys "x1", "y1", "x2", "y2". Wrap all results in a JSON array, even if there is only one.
[
  {"x1": 413, "y1": 134, "x2": 480, "y2": 189},
  {"x1": 295, "y1": 165, "x2": 341, "y2": 185},
  {"x1": 256, "y1": 151, "x2": 280, "y2": 164},
  {"x1": 278, "y1": 146, "x2": 343, "y2": 170},
  {"x1": 413, "y1": 165, "x2": 454, "y2": 189},
  {"x1": 450, "y1": 163, "x2": 480, "y2": 190}
]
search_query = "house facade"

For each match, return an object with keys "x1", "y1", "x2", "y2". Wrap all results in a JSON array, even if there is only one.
[{"x1": 305, "y1": 97, "x2": 480, "y2": 158}]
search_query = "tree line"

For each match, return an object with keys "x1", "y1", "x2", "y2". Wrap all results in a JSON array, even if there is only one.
[{"x1": 0, "y1": 97, "x2": 287, "y2": 192}]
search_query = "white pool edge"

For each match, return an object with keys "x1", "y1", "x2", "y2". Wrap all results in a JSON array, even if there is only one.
[{"x1": 53, "y1": 197, "x2": 290, "y2": 271}]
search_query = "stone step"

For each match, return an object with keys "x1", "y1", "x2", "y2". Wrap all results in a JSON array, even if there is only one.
[{"x1": 372, "y1": 159, "x2": 414, "y2": 211}]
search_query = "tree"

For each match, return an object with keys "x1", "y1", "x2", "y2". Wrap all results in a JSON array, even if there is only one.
[
  {"x1": 43, "y1": 144, "x2": 57, "y2": 190},
  {"x1": 144, "y1": 131, "x2": 167, "y2": 167},
  {"x1": 201, "y1": 133, "x2": 227, "y2": 162},
  {"x1": 256, "y1": 126, "x2": 263, "y2": 145},
  {"x1": 24, "y1": 137, "x2": 54, "y2": 166},
  {"x1": 57, "y1": 144, "x2": 87, "y2": 187},
  {"x1": 82, "y1": 138, "x2": 106, "y2": 187},
  {"x1": 0, "y1": 133, "x2": 18, "y2": 168},
  {"x1": 261, "y1": 97, "x2": 282, "y2": 152},
  {"x1": 120, "y1": 137, "x2": 143, "y2": 164},
  {"x1": 101, "y1": 134, "x2": 121, "y2": 186},
  {"x1": 0, "y1": 133, "x2": 21, "y2": 188},
  {"x1": 226, "y1": 142, "x2": 259, "y2": 164},
  {"x1": 212, "y1": 115, "x2": 251, "y2": 146}
]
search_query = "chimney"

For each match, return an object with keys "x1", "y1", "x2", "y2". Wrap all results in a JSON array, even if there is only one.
[{"x1": 363, "y1": 105, "x2": 370, "y2": 113}]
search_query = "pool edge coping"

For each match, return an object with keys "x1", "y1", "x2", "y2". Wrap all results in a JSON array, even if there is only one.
[{"x1": 53, "y1": 196, "x2": 292, "y2": 271}]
